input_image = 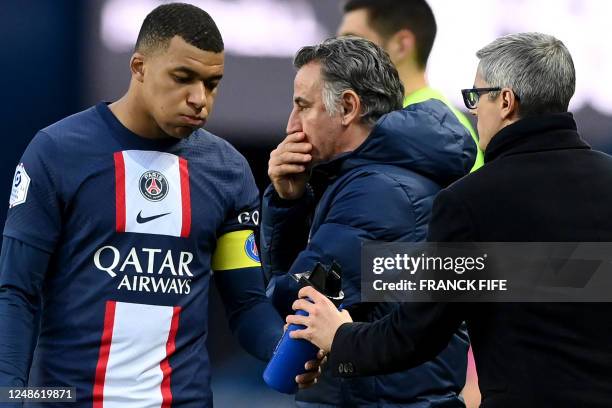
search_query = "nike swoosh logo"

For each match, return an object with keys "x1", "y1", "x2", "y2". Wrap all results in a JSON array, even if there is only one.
[{"x1": 136, "y1": 211, "x2": 171, "y2": 224}]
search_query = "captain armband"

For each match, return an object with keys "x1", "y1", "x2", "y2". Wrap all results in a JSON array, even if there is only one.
[{"x1": 211, "y1": 230, "x2": 261, "y2": 271}]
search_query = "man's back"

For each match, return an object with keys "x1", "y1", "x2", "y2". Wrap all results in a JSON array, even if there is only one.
[{"x1": 429, "y1": 113, "x2": 612, "y2": 406}]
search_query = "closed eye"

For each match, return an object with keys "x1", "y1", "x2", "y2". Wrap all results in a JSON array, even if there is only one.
[
  {"x1": 173, "y1": 75, "x2": 191, "y2": 84},
  {"x1": 205, "y1": 81, "x2": 220, "y2": 91}
]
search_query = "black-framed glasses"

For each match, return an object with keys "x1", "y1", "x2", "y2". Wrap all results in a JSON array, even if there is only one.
[{"x1": 461, "y1": 87, "x2": 501, "y2": 109}]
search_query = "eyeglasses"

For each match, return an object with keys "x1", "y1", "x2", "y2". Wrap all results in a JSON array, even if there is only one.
[{"x1": 461, "y1": 87, "x2": 501, "y2": 110}]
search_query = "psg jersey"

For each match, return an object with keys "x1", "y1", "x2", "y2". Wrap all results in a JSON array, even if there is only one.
[{"x1": 3, "y1": 103, "x2": 265, "y2": 407}]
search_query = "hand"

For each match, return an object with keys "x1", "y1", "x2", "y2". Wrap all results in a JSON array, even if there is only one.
[
  {"x1": 268, "y1": 132, "x2": 312, "y2": 200},
  {"x1": 295, "y1": 349, "x2": 327, "y2": 389},
  {"x1": 287, "y1": 286, "x2": 353, "y2": 352}
]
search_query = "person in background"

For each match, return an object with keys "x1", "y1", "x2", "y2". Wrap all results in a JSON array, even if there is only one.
[{"x1": 338, "y1": 0, "x2": 484, "y2": 172}]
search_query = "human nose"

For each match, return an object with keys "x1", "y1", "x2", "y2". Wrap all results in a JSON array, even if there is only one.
[
  {"x1": 286, "y1": 108, "x2": 302, "y2": 134},
  {"x1": 187, "y1": 82, "x2": 206, "y2": 111}
]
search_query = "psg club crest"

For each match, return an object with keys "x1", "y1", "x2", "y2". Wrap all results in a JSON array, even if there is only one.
[
  {"x1": 245, "y1": 233, "x2": 260, "y2": 263},
  {"x1": 139, "y1": 170, "x2": 169, "y2": 202}
]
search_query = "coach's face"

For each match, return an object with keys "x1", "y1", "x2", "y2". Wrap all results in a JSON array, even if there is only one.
[
  {"x1": 472, "y1": 72, "x2": 502, "y2": 151},
  {"x1": 286, "y1": 62, "x2": 344, "y2": 164},
  {"x1": 472, "y1": 70, "x2": 520, "y2": 151},
  {"x1": 134, "y1": 35, "x2": 224, "y2": 139}
]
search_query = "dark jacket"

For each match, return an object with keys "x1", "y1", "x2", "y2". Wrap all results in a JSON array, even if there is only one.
[
  {"x1": 329, "y1": 113, "x2": 612, "y2": 407},
  {"x1": 262, "y1": 100, "x2": 476, "y2": 407}
]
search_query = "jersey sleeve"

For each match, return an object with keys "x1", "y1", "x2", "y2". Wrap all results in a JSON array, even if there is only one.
[
  {"x1": 211, "y1": 154, "x2": 283, "y2": 360},
  {"x1": 3, "y1": 131, "x2": 62, "y2": 253},
  {"x1": 0, "y1": 236, "x2": 50, "y2": 388},
  {"x1": 211, "y1": 155, "x2": 261, "y2": 272}
]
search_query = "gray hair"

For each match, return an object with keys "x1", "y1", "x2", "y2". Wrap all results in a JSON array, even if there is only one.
[
  {"x1": 476, "y1": 32, "x2": 575, "y2": 118},
  {"x1": 293, "y1": 36, "x2": 404, "y2": 125}
]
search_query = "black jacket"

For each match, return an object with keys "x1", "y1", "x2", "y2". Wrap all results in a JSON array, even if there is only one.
[{"x1": 329, "y1": 113, "x2": 612, "y2": 407}]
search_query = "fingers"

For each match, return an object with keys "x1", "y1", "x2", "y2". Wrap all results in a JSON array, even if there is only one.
[
  {"x1": 296, "y1": 370, "x2": 319, "y2": 388},
  {"x1": 268, "y1": 135, "x2": 312, "y2": 179},
  {"x1": 292, "y1": 298, "x2": 315, "y2": 314},
  {"x1": 298, "y1": 286, "x2": 328, "y2": 304},
  {"x1": 283, "y1": 131, "x2": 308, "y2": 144},
  {"x1": 288, "y1": 327, "x2": 309, "y2": 340},
  {"x1": 304, "y1": 359, "x2": 319, "y2": 371},
  {"x1": 286, "y1": 314, "x2": 308, "y2": 327},
  {"x1": 296, "y1": 358, "x2": 323, "y2": 388},
  {"x1": 268, "y1": 163, "x2": 307, "y2": 178},
  {"x1": 269, "y1": 144, "x2": 312, "y2": 170},
  {"x1": 280, "y1": 141, "x2": 313, "y2": 154},
  {"x1": 306, "y1": 355, "x2": 327, "y2": 371},
  {"x1": 267, "y1": 132, "x2": 313, "y2": 200},
  {"x1": 274, "y1": 132, "x2": 312, "y2": 160},
  {"x1": 276, "y1": 151, "x2": 312, "y2": 164}
]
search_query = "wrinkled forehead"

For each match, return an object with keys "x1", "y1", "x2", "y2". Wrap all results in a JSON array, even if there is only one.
[{"x1": 293, "y1": 62, "x2": 323, "y2": 97}]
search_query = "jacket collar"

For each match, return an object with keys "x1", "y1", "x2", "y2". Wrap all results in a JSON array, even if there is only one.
[
  {"x1": 485, "y1": 112, "x2": 590, "y2": 163},
  {"x1": 309, "y1": 99, "x2": 477, "y2": 191}
]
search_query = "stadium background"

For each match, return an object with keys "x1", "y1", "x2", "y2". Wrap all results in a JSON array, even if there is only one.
[{"x1": 1, "y1": 1, "x2": 611, "y2": 406}]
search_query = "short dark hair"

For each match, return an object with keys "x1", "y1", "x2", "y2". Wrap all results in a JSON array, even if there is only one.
[
  {"x1": 294, "y1": 37, "x2": 404, "y2": 125},
  {"x1": 135, "y1": 3, "x2": 224, "y2": 54},
  {"x1": 343, "y1": 0, "x2": 436, "y2": 68}
]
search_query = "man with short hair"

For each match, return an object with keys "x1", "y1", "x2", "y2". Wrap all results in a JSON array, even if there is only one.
[
  {"x1": 262, "y1": 36, "x2": 475, "y2": 407},
  {"x1": 338, "y1": 0, "x2": 484, "y2": 172},
  {"x1": 0, "y1": 3, "x2": 319, "y2": 407},
  {"x1": 288, "y1": 32, "x2": 612, "y2": 408}
]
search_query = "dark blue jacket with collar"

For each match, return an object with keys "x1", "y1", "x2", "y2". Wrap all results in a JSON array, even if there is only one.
[{"x1": 261, "y1": 99, "x2": 475, "y2": 407}]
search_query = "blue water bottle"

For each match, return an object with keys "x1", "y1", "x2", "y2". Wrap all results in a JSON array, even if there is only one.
[{"x1": 263, "y1": 262, "x2": 343, "y2": 394}]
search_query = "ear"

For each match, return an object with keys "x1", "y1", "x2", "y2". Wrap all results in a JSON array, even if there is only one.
[
  {"x1": 339, "y1": 90, "x2": 361, "y2": 126},
  {"x1": 499, "y1": 87, "x2": 519, "y2": 121},
  {"x1": 130, "y1": 52, "x2": 146, "y2": 83},
  {"x1": 386, "y1": 29, "x2": 416, "y2": 62}
]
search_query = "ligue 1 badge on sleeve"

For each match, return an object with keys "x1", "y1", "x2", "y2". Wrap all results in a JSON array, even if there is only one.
[{"x1": 9, "y1": 163, "x2": 30, "y2": 208}]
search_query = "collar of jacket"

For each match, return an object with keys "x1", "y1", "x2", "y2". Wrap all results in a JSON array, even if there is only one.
[
  {"x1": 308, "y1": 153, "x2": 347, "y2": 196},
  {"x1": 307, "y1": 100, "x2": 476, "y2": 193},
  {"x1": 484, "y1": 112, "x2": 590, "y2": 163}
]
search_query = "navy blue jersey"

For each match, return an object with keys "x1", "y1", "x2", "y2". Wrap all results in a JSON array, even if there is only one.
[{"x1": 1, "y1": 103, "x2": 282, "y2": 407}]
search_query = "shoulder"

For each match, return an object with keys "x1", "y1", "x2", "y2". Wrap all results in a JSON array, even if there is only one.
[
  {"x1": 335, "y1": 166, "x2": 439, "y2": 207},
  {"x1": 184, "y1": 129, "x2": 258, "y2": 208},
  {"x1": 335, "y1": 170, "x2": 408, "y2": 199},
  {"x1": 326, "y1": 171, "x2": 418, "y2": 224},
  {"x1": 186, "y1": 129, "x2": 250, "y2": 170},
  {"x1": 443, "y1": 162, "x2": 500, "y2": 199},
  {"x1": 39, "y1": 105, "x2": 102, "y2": 144}
]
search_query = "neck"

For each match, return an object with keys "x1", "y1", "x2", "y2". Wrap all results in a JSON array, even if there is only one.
[
  {"x1": 109, "y1": 83, "x2": 165, "y2": 139},
  {"x1": 335, "y1": 123, "x2": 372, "y2": 157},
  {"x1": 395, "y1": 59, "x2": 428, "y2": 97}
]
